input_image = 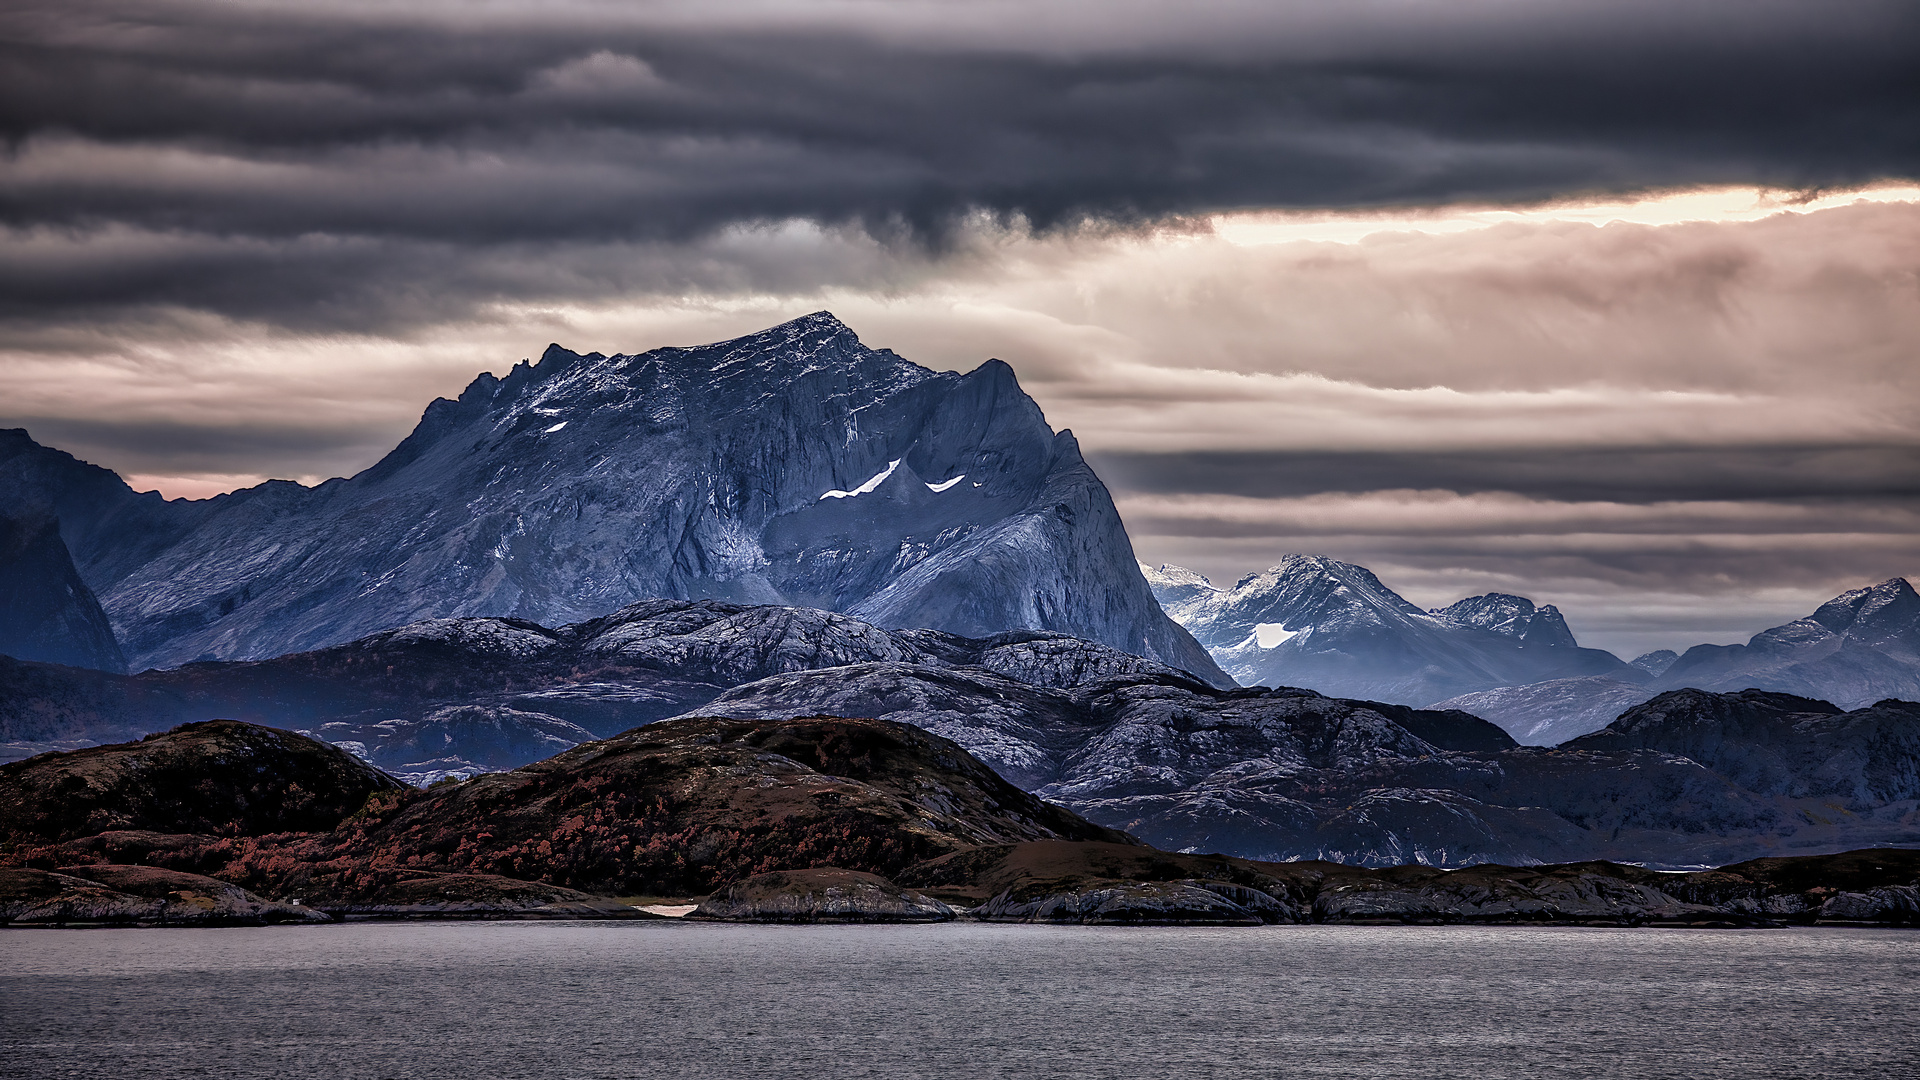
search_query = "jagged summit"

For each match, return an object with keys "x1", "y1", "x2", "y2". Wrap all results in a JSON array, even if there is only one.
[
  {"x1": 1808, "y1": 577, "x2": 1920, "y2": 657},
  {"x1": 1653, "y1": 576, "x2": 1920, "y2": 708},
  {"x1": 1437, "y1": 593, "x2": 1577, "y2": 649},
  {"x1": 1147, "y1": 553, "x2": 1627, "y2": 706},
  {"x1": 1, "y1": 316, "x2": 1225, "y2": 683}
]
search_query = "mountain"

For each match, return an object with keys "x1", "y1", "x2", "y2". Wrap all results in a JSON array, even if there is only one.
[
  {"x1": 0, "y1": 314, "x2": 1223, "y2": 683},
  {"x1": 0, "y1": 599, "x2": 1199, "y2": 780},
  {"x1": 1650, "y1": 578, "x2": 1920, "y2": 708},
  {"x1": 0, "y1": 512, "x2": 126, "y2": 673},
  {"x1": 1143, "y1": 555, "x2": 1627, "y2": 706}
]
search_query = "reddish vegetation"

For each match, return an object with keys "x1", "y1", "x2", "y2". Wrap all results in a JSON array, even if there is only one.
[
  {"x1": 0, "y1": 720, "x2": 405, "y2": 845},
  {"x1": 3, "y1": 716, "x2": 1127, "y2": 905}
]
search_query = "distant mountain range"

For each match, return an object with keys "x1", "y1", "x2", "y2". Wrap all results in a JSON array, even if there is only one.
[
  {"x1": 1146, "y1": 556, "x2": 1920, "y2": 745},
  {"x1": 0, "y1": 313, "x2": 1222, "y2": 683},
  {"x1": 5, "y1": 599, "x2": 1915, "y2": 869}
]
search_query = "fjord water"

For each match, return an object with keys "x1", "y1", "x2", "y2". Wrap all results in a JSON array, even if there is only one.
[{"x1": 4, "y1": 924, "x2": 1915, "y2": 1079}]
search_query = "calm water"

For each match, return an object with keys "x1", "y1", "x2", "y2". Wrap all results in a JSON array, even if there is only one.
[{"x1": 2, "y1": 923, "x2": 1916, "y2": 1079}]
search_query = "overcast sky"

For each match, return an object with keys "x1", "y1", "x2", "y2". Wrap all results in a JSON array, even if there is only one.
[{"x1": 3, "y1": 0, "x2": 1918, "y2": 656}]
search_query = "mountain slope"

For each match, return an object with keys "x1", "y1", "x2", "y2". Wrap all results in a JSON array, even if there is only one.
[
  {"x1": 1, "y1": 314, "x2": 1223, "y2": 683},
  {"x1": 1568, "y1": 689, "x2": 1920, "y2": 804},
  {"x1": 0, "y1": 513, "x2": 126, "y2": 673},
  {"x1": 1145, "y1": 555, "x2": 1627, "y2": 706},
  {"x1": 1430, "y1": 676, "x2": 1657, "y2": 747}
]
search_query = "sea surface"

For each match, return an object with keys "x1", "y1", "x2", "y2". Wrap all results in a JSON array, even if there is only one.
[{"x1": 3, "y1": 923, "x2": 1916, "y2": 1079}]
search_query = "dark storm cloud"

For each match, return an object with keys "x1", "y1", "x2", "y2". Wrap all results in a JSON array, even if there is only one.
[
  {"x1": 1, "y1": 0, "x2": 1916, "y2": 328},
  {"x1": 1089, "y1": 446, "x2": 1920, "y2": 505}
]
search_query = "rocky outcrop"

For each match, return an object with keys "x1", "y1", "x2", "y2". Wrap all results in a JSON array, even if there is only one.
[
  {"x1": 0, "y1": 720, "x2": 406, "y2": 847},
  {"x1": 0, "y1": 865, "x2": 326, "y2": 926},
  {"x1": 692, "y1": 867, "x2": 954, "y2": 922},
  {"x1": 0, "y1": 513, "x2": 126, "y2": 673},
  {"x1": 1145, "y1": 556, "x2": 1627, "y2": 707},
  {"x1": 0, "y1": 317, "x2": 1224, "y2": 684},
  {"x1": 317, "y1": 872, "x2": 649, "y2": 920},
  {"x1": 903, "y1": 841, "x2": 1299, "y2": 924}
]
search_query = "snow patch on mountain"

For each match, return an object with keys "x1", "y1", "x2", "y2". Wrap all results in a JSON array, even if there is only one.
[
  {"x1": 820, "y1": 459, "x2": 902, "y2": 500},
  {"x1": 1252, "y1": 623, "x2": 1298, "y2": 648}
]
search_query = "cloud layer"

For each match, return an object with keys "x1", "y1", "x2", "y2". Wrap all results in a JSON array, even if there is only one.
[
  {"x1": 3, "y1": 0, "x2": 1918, "y2": 331},
  {"x1": 1, "y1": 1, "x2": 1917, "y2": 655}
]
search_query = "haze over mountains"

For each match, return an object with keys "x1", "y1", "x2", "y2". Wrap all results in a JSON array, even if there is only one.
[{"x1": 0, "y1": 313, "x2": 1220, "y2": 684}]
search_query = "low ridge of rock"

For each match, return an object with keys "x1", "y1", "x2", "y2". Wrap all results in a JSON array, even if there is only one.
[
  {"x1": 0, "y1": 865, "x2": 326, "y2": 926},
  {"x1": 692, "y1": 867, "x2": 954, "y2": 922}
]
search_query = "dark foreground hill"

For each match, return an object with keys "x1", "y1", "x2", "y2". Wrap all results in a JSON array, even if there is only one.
[
  {"x1": 0, "y1": 720, "x2": 405, "y2": 846},
  {"x1": 3, "y1": 719, "x2": 1915, "y2": 928}
]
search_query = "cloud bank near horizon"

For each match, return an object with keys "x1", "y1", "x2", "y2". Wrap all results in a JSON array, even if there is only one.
[{"x1": 2, "y1": 0, "x2": 1917, "y2": 655}]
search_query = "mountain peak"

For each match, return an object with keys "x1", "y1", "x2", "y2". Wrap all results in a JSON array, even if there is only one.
[{"x1": 12, "y1": 315, "x2": 1226, "y2": 684}]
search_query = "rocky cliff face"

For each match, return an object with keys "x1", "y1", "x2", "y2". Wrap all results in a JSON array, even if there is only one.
[
  {"x1": 0, "y1": 513, "x2": 126, "y2": 673},
  {"x1": 0, "y1": 315, "x2": 1222, "y2": 683},
  {"x1": 1144, "y1": 555, "x2": 1626, "y2": 707}
]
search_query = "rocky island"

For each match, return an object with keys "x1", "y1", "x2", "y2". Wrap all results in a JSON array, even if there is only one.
[{"x1": 3, "y1": 717, "x2": 1914, "y2": 928}]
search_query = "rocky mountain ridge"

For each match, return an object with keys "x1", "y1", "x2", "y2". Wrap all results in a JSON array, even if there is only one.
[
  {"x1": 661, "y1": 662, "x2": 1920, "y2": 868},
  {"x1": 1149, "y1": 556, "x2": 1920, "y2": 745},
  {"x1": 1144, "y1": 555, "x2": 1628, "y2": 709},
  {"x1": 0, "y1": 313, "x2": 1222, "y2": 682},
  {"x1": 0, "y1": 599, "x2": 1199, "y2": 782},
  {"x1": 6, "y1": 597, "x2": 1914, "y2": 868}
]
